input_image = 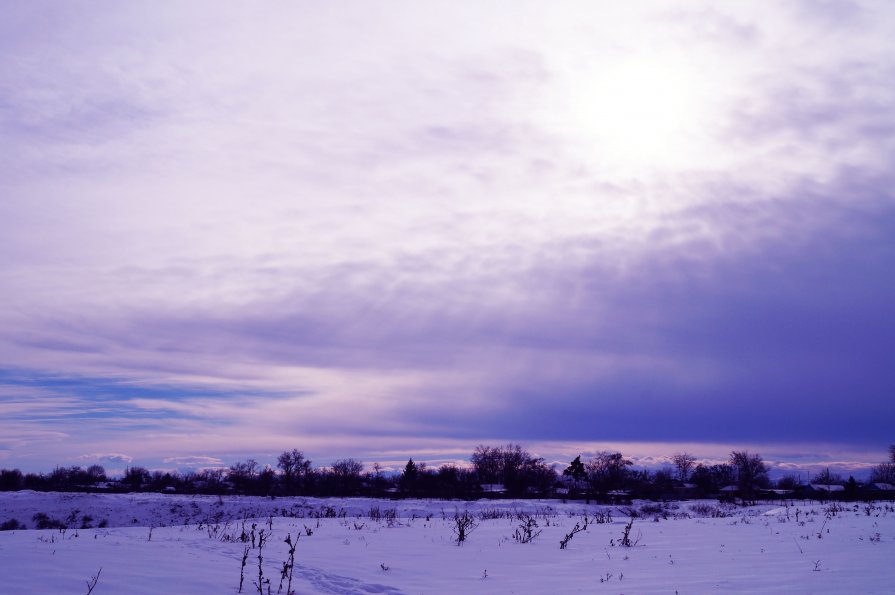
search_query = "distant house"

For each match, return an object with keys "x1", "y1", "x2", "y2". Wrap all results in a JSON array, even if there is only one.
[
  {"x1": 606, "y1": 489, "x2": 631, "y2": 502},
  {"x1": 867, "y1": 482, "x2": 895, "y2": 492},
  {"x1": 797, "y1": 483, "x2": 845, "y2": 498},
  {"x1": 808, "y1": 484, "x2": 845, "y2": 493},
  {"x1": 758, "y1": 488, "x2": 794, "y2": 497},
  {"x1": 673, "y1": 483, "x2": 702, "y2": 499},
  {"x1": 479, "y1": 483, "x2": 506, "y2": 494},
  {"x1": 556, "y1": 476, "x2": 589, "y2": 496}
]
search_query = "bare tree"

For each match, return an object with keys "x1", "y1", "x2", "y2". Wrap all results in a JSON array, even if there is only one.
[
  {"x1": 585, "y1": 451, "x2": 632, "y2": 493},
  {"x1": 471, "y1": 445, "x2": 501, "y2": 484},
  {"x1": 331, "y1": 458, "x2": 363, "y2": 478},
  {"x1": 229, "y1": 459, "x2": 259, "y2": 480},
  {"x1": 122, "y1": 466, "x2": 151, "y2": 490},
  {"x1": 671, "y1": 453, "x2": 696, "y2": 483},
  {"x1": 470, "y1": 444, "x2": 554, "y2": 495},
  {"x1": 330, "y1": 458, "x2": 364, "y2": 494},
  {"x1": 870, "y1": 463, "x2": 895, "y2": 484},
  {"x1": 196, "y1": 467, "x2": 226, "y2": 490},
  {"x1": 0, "y1": 468, "x2": 24, "y2": 491},
  {"x1": 867, "y1": 446, "x2": 895, "y2": 484},
  {"x1": 227, "y1": 459, "x2": 259, "y2": 490},
  {"x1": 86, "y1": 465, "x2": 107, "y2": 482},
  {"x1": 277, "y1": 449, "x2": 311, "y2": 494},
  {"x1": 812, "y1": 468, "x2": 842, "y2": 485},
  {"x1": 729, "y1": 451, "x2": 768, "y2": 496}
]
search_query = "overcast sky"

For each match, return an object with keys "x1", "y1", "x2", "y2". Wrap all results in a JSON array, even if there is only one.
[{"x1": 2, "y1": 1, "x2": 894, "y2": 477}]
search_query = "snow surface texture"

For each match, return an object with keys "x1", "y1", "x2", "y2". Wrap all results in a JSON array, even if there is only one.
[{"x1": 0, "y1": 492, "x2": 893, "y2": 593}]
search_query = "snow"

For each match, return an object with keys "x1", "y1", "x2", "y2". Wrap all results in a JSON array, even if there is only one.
[{"x1": 1, "y1": 492, "x2": 893, "y2": 593}]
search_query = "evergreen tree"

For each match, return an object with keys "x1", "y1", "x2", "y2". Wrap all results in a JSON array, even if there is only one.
[
  {"x1": 563, "y1": 455, "x2": 586, "y2": 481},
  {"x1": 402, "y1": 458, "x2": 418, "y2": 484},
  {"x1": 401, "y1": 459, "x2": 420, "y2": 492}
]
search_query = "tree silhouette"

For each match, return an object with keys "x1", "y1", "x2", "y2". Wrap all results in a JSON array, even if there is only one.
[
  {"x1": 563, "y1": 456, "x2": 586, "y2": 481},
  {"x1": 672, "y1": 453, "x2": 696, "y2": 483}
]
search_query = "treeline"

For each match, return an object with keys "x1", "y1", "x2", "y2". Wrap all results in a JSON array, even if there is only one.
[{"x1": 2, "y1": 444, "x2": 894, "y2": 501}]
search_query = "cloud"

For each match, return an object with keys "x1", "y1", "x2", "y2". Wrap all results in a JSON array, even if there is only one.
[
  {"x1": 162, "y1": 456, "x2": 224, "y2": 467},
  {"x1": 78, "y1": 453, "x2": 133, "y2": 464},
  {"x1": 787, "y1": 0, "x2": 866, "y2": 28}
]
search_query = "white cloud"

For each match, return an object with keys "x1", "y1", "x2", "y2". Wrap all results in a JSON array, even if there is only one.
[
  {"x1": 78, "y1": 453, "x2": 133, "y2": 464},
  {"x1": 162, "y1": 456, "x2": 224, "y2": 467}
]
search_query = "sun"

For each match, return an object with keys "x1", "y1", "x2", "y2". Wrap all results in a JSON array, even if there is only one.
[{"x1": 554, "y1": 56, "x2": 711, "y2": 173}]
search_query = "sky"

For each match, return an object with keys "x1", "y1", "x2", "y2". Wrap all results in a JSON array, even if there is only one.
[{"x1": 2, "y1": 1, "x2": 894, "y2": 478}]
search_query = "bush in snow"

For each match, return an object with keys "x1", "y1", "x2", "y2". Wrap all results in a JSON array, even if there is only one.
[
  {"x1": 689, "y1": 503, "x2": 730, "y2": 518},
  {"x1": 451, "y1": 510, "x2": 478, "y2": 545},
  {"x1": 1, "y1": 518, "x2": 24, "y2": 531},
  {"x1": 559, "y1": 520, "x2": 586, "y2": 549},
  {"x1": 619, "y1": 517, "x2": 639, "y2": 547},
  {"x1": 513, "y1": 514, "x2": 542, "y2": 544},
  {"x1": 32, "y1": 512, "x2": 66, "y2": 530}
]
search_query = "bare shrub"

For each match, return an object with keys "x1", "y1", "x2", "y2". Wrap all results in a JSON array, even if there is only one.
[
  {"x1": 559, "y1": 521, "x2": 586, "y2": 550},
  {"x1": 478, "y1": 508, "x2": 506, "y2": 520},
  {"x1": 640, "y1": 503, "x2": 665, "y2": 516},
  {"x1": 618, "y1": 517, "x2": 640, "y2": 547},
  {"x1": 513, "y1": 515, "x2": 542, "y2": 544},
  {"x1": 278, "y1": 533, "x2": 297, "y2": 595},
  {"x1": 85, "y1": 568, "x2": 102, "y2": 594},
  {"x1": 824, "y1": 503, "x2": 846, "y2": 517},
  {"x1": 253, "y1": 529, "x2": 271, "y2": 594},
  {"x1": 591, "y1": 511, "x2": 612, "y2": 524},
  {"x1": 617, "y1": 506, "x2": 639, "y2": 518},
  {"x1": 32, "y1": 512, "x2": 66, "y2": 530},
  {"x1": 451, "y1": 510, "x2": 478, "y2": 545},
  {"x1": 689, "y1": 503, "x2": 729, "y2": 518},
  {"x1": 238, "y1": 545, "x2": 249, "y2": 593}
]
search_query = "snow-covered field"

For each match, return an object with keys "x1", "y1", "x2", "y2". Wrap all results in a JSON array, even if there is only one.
[{"x1": 1, "y1": 492, "x2": 893, "y2": 593}]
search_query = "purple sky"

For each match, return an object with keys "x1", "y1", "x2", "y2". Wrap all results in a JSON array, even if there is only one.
[{"x1": 2, "y1": 1, "x2": 894, "y2": 478}]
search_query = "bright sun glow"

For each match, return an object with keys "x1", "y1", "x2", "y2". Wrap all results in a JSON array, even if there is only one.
[{"x1": 556, "y1": 57, "x2": 711, "y2": 172}]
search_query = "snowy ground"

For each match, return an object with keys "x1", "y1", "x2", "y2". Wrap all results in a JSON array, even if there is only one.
[{"x1": 1, "y1": 492, "x2": 893, "y2": 593}]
